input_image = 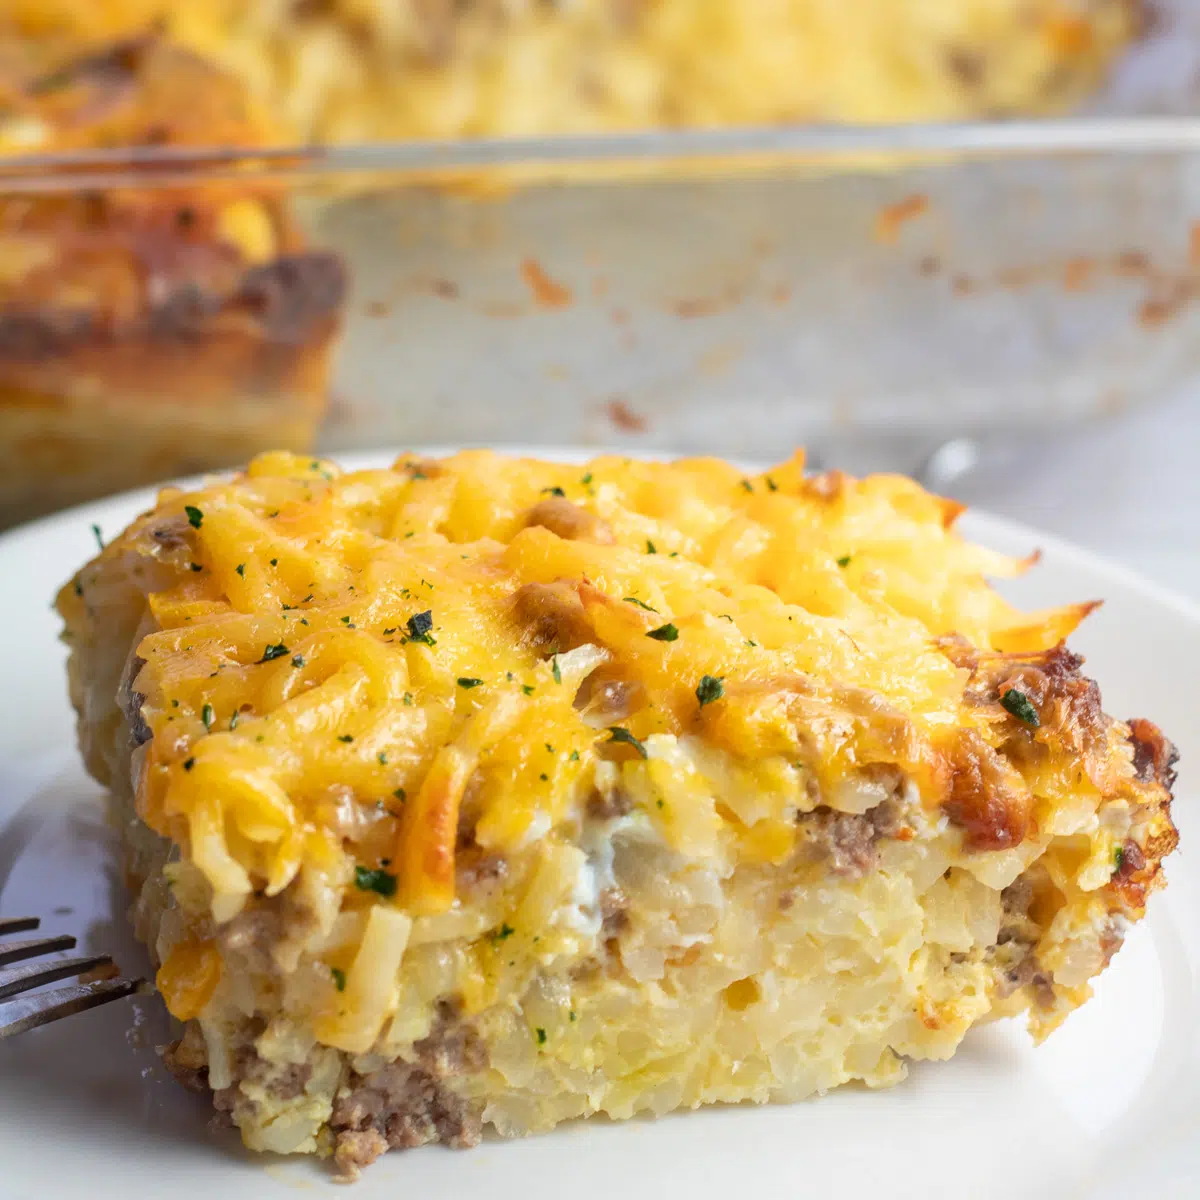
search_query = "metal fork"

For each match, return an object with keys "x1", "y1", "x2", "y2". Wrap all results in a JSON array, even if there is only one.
[{"x1": 0, "y1": 916, "x2": 143, "y2": 1039}]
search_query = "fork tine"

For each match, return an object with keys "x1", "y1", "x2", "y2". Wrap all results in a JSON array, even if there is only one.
[
  {"x1": 0, "y1": 917, "x2": 40, "y2": 937},
  {"x1": 0, "y1": 953, "x2": 113, "y2": 1001},
  {"x1": 0, "y1": 934, "x2": 76, "y2": 967},
  {"x1": 0, "y1": 977, "x2": 142, "y2": 1039}
]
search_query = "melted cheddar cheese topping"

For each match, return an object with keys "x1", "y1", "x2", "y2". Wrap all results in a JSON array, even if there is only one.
[{"x1": 60, "y1": 449, "x2": 1113, "y2": 926}]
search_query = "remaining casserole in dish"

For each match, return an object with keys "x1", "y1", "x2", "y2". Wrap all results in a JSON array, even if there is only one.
[
  {"x1": 57, "y1": 449, "x2": 1178, "y2": 1175},
  {"x1": 9, "y1": 1, "x2": 1145, "y2": 143},
  {"x1": 0, "y1": 36, "x2": 346, "y2": 525}
]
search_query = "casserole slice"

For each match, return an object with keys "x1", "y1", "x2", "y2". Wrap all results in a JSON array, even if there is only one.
[
  {"x1": 0, "y1": 36, "x2": 345, "y2": 525},
  {"x1": 57, "y1": 449, "x2": 1178, "y2": 1175}
]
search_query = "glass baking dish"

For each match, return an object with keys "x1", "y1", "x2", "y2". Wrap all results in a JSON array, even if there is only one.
[{"x1": 3, "y1": 113, "x2": 1200, "y2": 525}]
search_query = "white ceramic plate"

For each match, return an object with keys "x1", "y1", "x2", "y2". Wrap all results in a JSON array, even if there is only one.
[{"x1": 1, "y1": 450, "x2": 1197, "y2": 1200}]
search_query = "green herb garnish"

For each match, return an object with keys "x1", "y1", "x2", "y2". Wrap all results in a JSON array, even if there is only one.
[
  {"x1": 836, "y1": 555, "x2": 852, "y2": 568},
  {"x1": 235, "y1": 563, "x2": 246, "y2": 577},
  {"x1": 406, "y1": 610, "x2": 435, "y2": 645},
  {"x1": 331, "y1": 967, "x2": 346, "y2": 992},
  {"x1": 354, "y1": 865, "x2": 397, "y2": 898},
  {"x1": 541, "y1": 486, "x2": 566, "y2": 497},
  {"x1": 1000, "y1": 688, "x2": 1040, "y2": 727},
  {"x1": 457, "y1": 677, "x2": 483, "y2": 689},
  {"x1": 607, "y1": 727, "x2": 648, "y2": 758},
  {"x1": 647, "y1": 623, "x2": 678, "y2": 642},
  {"x1": 646, "y1": 539, "x2": 657, "y2": 554},
  {"x1": 551, "y1": 656, "x2": 562, "y2": 684},
  {"x1": 257, "y1": 643, "x2": 289, "y2": 663},
  {"x1": 623, "y1": 596, "x2": 658, "y2": 613},
  {"x1": 696, "y1": 675, "x2": 725, "y2": 707},
  {"x1": 201, "y1": 703, "x2": 214, "y2": 731},
  {"x1": 184, "y1": 506, "x2": 204, "y2": 530},
  {"x1": 535, "y1": 1028, "x2": 547, "y2": 1046}
]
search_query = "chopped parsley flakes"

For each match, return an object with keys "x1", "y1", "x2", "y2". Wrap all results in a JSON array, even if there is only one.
[
  {"x1": 90, "y1": 523, "x2": 104, "y2": 551},
  {"x1": 646, "y1": 539, "x2": 657, "y2": 554},
  {"x1": 184, "y1": 505, "x2": 204, "y2": 530},
  {"x1": 623, "y1": 596, "x2": 658, "y2": 613},
  {"x1": 337, "y1": 734, "x2": 354, "y2": 743},
  {"x1": 457, "y1": 677, "x2": 484, "y2": 689},
  {"x1": 235, "y1": 563, "x2": 246, "y2": 577},
  {"x1": 836, "y1": 555, "x2": 852, "y2": 568},
  {"x1": 256, "y1": 642, "x2": 289, "y2": 663},
  {"x1": 201, "y1": 703, "x2": 214, "y2": 731},
  {"x1": 490, "y1": 923, "x2": 515, "y2": 943},
  {"x1": 1001, "y1": 688, "x2": 1040, "y2": 727},
  {"x1": 330, "y1": 967, "x2": 346, "y2": 992},
  {"x1": 696, "y1": 675, "x2": 725, "y2": 707},
  {"x1": 607, "y1": 727, "x2": 648, "y2": 758},
  {"x1": 647, "y1": 623, "x2": 679, "y2": 642},
  {"x1": 291, "y1": 654, "x2": 305, "y2": 668},
  {"x1": 541, "y1": 486, "x2": 566, "y2": 497},
  {"x1": 535, "y1": 1028, "x2": 547, "y2": 1046},
  {"x1": 552, "y1": 656, "x2": 562, "y2": 684},
  {"x1": 354, "y1": 865, "x2": 397, "y2": 898},
  {"x1": 406, "y1": 610, "x2": 435, "y2": 645}
]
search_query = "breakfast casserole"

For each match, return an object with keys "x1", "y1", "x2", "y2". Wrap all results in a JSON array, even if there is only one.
[
  {"x1": 0, "y1": 35, "x2": 346, "y2": 526},
  {"x1": 7, "y1": 1, "x2": 1145, "y2": 143},
  {"x1": 57, "y1": 449, "x2": 1178, "y2": 1176}
]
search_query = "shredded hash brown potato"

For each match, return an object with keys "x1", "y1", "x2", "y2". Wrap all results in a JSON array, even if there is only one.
[{"x1": 58, "y1": 449, "x2": 1177, "y2": 1175}]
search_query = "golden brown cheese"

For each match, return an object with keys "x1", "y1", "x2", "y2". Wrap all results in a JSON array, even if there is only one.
[{"x1": 59, "y1": 449, "x2": 1173, "y2": 917}]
